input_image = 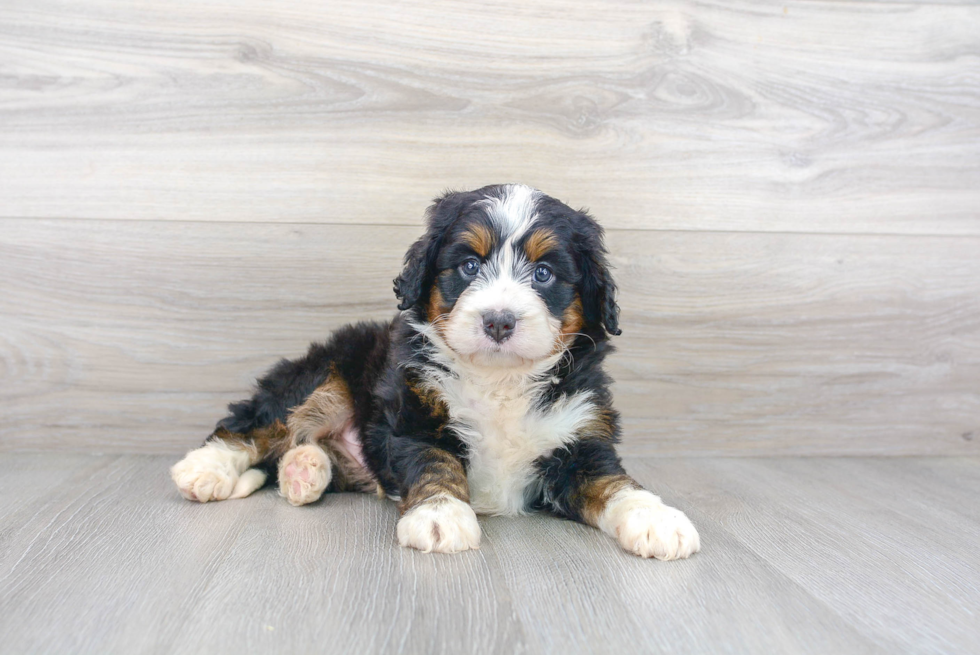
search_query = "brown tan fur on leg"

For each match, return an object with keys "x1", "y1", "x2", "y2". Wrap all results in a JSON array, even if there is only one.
[
  {"x1": 565, "y1": 409, "x2": 632, "y2": 525},
  {"x1": 573, "y1": 474, "x2": 641, "y2": 528},
  {"x1": 399, "y1": 449, "x2": 470, "y2": 515},
  {"x1": 211, "y1": 420, "x2": 291, "y2": 465},
  {"x1": 395, "y1": 448, "x2": 480, "y2": 553},
  {"x1": 286, "y1": 370, "x2": 376, "y2": 492},
  {"x1": 287, "y1": 371, "x2": 354, "y2": 447}
]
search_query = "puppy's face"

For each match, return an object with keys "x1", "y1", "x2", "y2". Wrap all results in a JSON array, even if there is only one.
[{"x1": 395, "y1": 185, "x2": 620, "y2": 368}]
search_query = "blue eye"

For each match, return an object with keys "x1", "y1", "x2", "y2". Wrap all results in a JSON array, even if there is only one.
[
  {"x1": 533, "y1": 264, "x2": 553, "y2": 284},
  {"x1": 460, "y1": 258, "x2": 480, "y2": 277}
]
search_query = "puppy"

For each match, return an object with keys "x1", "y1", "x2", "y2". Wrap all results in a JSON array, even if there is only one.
[{"x1": 171, "y1": 184, "x2": 700, "y2": 559}]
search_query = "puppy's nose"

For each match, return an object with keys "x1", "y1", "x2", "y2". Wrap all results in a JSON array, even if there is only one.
[{"x1": 482, "y1": 310, "x2": 517, "y2": 343}]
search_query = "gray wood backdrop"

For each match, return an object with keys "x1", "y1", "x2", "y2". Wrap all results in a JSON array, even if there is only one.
[{"x1": 1, "y1": 0, "x2": 978, "y2": 456}]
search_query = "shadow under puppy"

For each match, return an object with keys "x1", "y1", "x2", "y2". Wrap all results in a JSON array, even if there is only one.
[{"x1": 172, "y1": 184, "x2": 700, "y2": 560}]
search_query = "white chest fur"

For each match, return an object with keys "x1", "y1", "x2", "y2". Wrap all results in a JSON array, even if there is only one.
[{"x1": 430, "y1": 372, "x2": 598, "y2": 516}]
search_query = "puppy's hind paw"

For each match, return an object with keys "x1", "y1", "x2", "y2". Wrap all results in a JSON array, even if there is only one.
[
  {"x1": 278, "y1": 444, "x2": 332, "y2": 506},
  {"x1": 171, "y1": 442, "x2": 251, "y2": 502}
]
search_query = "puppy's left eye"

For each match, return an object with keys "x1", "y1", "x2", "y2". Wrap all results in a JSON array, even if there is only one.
[
  {"x1": 460, "y1": 258, "x2": 481, "y2": 277},
  {"x1": 533, "y1": 264, "x2": 553, "y2": 284}
]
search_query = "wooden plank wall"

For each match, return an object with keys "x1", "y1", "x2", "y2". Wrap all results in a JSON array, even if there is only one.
[{"x1": 1, "y1": 0, "x2": 978, "y2": 455}]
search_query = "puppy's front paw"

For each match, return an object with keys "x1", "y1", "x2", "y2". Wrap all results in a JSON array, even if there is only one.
[
  {"x1": 397, "y1": 495, "x2": 481, "y2": 554},
  {"x1": 600, "y1": 489, "x2": 700, "y2": 560},
  {"x1": 171, "y1": 442, "x2": 250, "y2": 502}
]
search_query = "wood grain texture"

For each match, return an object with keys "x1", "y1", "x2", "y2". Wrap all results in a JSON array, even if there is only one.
[
  {"x1": 0, "y1": 455, "x2": 526, "y2": 655},
  {"x1": 2, "y1": 218, "x2": 978, "y2": 455},
  {"x1": 1, "y1": 454, "x2": 978, "y2": 654},
  {"x1": 630, "y1": 457, "x2": 980, "y2": 654},
  {"x1": 480, "y1": 510, "x2": 883, "y2": 654},
  {"x1": 1, "y1": 0, "x2": 978, "y2": 234}
]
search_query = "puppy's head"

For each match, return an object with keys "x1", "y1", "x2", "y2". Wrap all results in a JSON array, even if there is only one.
[{"x1": 394, "y1": 184, "x2": 620, "y2": 367}]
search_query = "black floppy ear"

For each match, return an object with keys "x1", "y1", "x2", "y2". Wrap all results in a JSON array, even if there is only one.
[
  {"x1": 393, "y1": 191, "x2": 465, "y2": 310},
  {"x1": 574, "y1": 211, "x2": 622, "y2": 336},
  {"x1": 393, "y1": 232, "x2": 436, "y2": 310}
]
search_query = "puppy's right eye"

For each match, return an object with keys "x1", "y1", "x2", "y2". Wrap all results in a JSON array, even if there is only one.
[{"x1": 460, "y1": 258, "x2": 480, "y2": 277}]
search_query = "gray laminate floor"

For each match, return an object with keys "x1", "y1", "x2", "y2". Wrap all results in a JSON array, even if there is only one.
[{"x1": 0, "y1": 454, "x2": 977, "y2": 654}]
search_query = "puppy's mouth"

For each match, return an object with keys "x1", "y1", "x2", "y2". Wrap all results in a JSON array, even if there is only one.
[{"x1": 480, "y1": 338, "x2": 513, "y2": 354}]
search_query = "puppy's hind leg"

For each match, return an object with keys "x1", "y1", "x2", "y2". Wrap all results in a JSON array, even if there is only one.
[
  {"x1": 171, "y1": 422, "x2": 288, "y2": 502},
  {"x1": 276, "y1": 371, "x2": 357, "y2": 506},
  {"x1": 172, "y1": 440, "x2": 249, "y2": 503}
]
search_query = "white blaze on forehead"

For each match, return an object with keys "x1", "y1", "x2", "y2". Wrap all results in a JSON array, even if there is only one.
[
  {"x1": 478, "y1": 184, "x2": 541, "y2": 242},
  {"x1": 476, "y1": 184, "x2": 542, "y2": 288}
]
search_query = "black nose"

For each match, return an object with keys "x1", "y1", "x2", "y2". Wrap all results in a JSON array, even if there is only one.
[{"x1": 482, "y1": 310, "x2": 517, "y2": 343}]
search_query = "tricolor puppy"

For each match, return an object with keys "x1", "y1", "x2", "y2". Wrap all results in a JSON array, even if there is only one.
[{"x1": 172, "y1": 184, "x2": 700, "y2": 560}]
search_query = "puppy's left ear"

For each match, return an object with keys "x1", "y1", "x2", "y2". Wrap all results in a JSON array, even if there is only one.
[
  {"x1": 575, "y1": 211, "x2": 622, "y2": 336},
  {"x1": 393, "y1": 191, "x2": 465, "y2": 310}
]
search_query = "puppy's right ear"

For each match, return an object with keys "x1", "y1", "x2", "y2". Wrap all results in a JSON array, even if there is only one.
[
  {"x1": 393, "y1": 191, "x2": 463, "y2": 310},
  {"x1": 393, "y1": 231, "x2": 437, "y2": 310}
]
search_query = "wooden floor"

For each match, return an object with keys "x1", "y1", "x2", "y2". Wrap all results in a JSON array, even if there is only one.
[{"x1": 1, "y1": 453, "x2": 978, "y2": 655}]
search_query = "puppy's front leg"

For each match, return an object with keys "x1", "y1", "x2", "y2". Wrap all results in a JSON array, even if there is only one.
[
  {"x1": 584, "y1": 475, "x2": 700, "y2": 560},
  {"x1": 541, "y1": 443, "x2": 700, "y2": 560},
  {"x1": 395, "y1": 447, "x2": 480, "y2": 554}
]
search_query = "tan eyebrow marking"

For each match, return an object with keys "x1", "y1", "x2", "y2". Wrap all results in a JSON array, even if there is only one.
[
  {"x1": 461, "y1": 224, "x2": 495, "y2": 258},
  {"x1": 524, "y1": 228, "x2": 559, "y2": 261}
]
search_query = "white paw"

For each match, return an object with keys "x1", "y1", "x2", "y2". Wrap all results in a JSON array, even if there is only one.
[
  {"x1": 278, "y1": 444, "x2": 332, "y2": 506},
  {"x1": 171, "y1": 442, "x2": 250, "y2": 502},
  {"x1": 599, "y1": 489, "x2": 700, "y2": 560},
  {"x1": 397, "y1": 495, "x2": 481, "y2": 554}
]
